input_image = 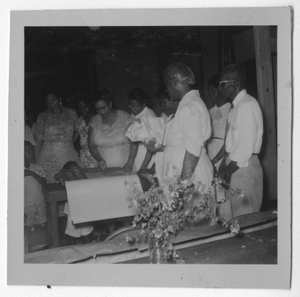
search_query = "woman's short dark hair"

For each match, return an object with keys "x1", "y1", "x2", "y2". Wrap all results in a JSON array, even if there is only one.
[
  {"x1": 127, "y1": 88, "x2": 148, "y2": 105},
  {"x1": 63, "y1": 161, "x2": 80, "y2": 170},
  {"x1": 75, "y1": 95, "x2": 91, "y2": 107},
  {"x1": 44, "y1": 90, "x2": 60, "y2": 99},
  {"x1": 93, "y1": 88, "x2": 112, "y2": 105},
  {"x1": 207, "y1": 74, "x2": 219, "y2": 89}
]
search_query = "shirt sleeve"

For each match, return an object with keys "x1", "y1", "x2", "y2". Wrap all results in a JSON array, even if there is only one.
[
  {"x1": 228, "y1": 101, "x2": 260, "y2": 167},
  {"x1": 179, "y1": 102, "x2": 204, "y2": 157},
  {"x1": 121, "y1": 110, "x2": 134, "y2": 129}
]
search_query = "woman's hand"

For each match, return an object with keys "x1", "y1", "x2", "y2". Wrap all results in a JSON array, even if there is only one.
[
  {"x1": 98, "y1": 159, "x2": 107, "y2": 170},
  {"x1": 145, "y1": 140, "x2": 164, "y2": 153},
  {"x1": 123, "y1": 161, "x2": 133, "y2": 173}
]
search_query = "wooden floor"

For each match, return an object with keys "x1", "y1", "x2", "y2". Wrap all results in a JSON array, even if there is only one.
[
  {"x1": 24, "y1": 210, "x2": 277, "y2": 264},
  {"x1": 121, "y1": 225, "x2": 277, "y2": 264}
]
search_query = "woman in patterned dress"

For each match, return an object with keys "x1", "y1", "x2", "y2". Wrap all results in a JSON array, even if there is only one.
[{"x1": 35, "y1": 92, "x2": 79, "y2": 183}]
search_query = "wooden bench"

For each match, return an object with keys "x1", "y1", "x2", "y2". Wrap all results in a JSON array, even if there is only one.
[{"x1": 45, "y1": 183, "x2": 67, "y2": 248}]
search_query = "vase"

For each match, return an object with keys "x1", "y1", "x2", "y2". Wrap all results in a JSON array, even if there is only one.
[{"x1": 148, "y1": 238, "x2": 164, "y2": 264}]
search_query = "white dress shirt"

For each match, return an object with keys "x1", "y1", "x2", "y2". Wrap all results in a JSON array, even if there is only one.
[{"x1": 225, "y1": 89, "x2": 263, "y2": 167}]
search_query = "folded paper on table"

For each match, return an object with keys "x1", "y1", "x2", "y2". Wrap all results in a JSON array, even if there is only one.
[{"x1": 65, "y1": 174, "x2": 142, "y2": 224}]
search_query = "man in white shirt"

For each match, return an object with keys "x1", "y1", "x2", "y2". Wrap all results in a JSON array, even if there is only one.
[{"x1": 213, "y1": 64, "x2": 264, "y2": 220}]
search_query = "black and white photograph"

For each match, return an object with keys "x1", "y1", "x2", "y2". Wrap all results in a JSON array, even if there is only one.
[{"x1": 5, "y1": 5, "x2": 294, "y2": 292}]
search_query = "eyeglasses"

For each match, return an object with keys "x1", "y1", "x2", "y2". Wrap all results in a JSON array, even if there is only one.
[{"x1": 218, "y1": 80, "x2": 236, "y2": 88}]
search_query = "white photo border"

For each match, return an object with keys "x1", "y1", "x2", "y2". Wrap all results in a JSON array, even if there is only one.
[{"x1": 7, "y1": 7, "x2": 292, "y2": 288}]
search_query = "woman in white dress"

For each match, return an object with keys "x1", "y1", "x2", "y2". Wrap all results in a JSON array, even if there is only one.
[
  {"x1": 161, "y1": 63, "x2": 213, "y2": 189},
  {"x1": 126, "y1": 88, "x2": 161, "y2": 173}
]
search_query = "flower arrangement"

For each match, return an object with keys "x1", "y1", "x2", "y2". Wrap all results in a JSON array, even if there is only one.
[{"x1": 125, "y1": 174, "x2": 216, "y2": 264}]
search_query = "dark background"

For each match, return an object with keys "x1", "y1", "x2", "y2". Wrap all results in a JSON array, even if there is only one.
[{"x1": 25, "y1": 26, "x2": 277, "y2": 117}]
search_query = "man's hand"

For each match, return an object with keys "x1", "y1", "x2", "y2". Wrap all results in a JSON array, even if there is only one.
[
  {"x1": 218, "y1": 157, "x2": 227, "y2": 180},
  {"x1": 218, "y1": 159, "x2": 239, "y2": 185}
]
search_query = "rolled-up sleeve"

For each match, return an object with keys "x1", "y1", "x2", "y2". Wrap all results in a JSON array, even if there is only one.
[{"x1": 179, "y1": 103, "x2": 203, "y2": 157}]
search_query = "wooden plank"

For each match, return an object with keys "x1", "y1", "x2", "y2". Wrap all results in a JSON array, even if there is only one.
[
  {"x1": 49, "y1": 200, "x2": 60, "y2": 248},
  {"x1": 24, "y1": 210, "x2": 277, "y2": 264},
  {"x1": 46, "y1": 190, "x2": 67, "y2": 202},
  {"x1": 254, "y1": 26, "x2": 277, "y2": 201},
  {"x1": 122, "y1": 226, "x2": 277, "y2": 264}
]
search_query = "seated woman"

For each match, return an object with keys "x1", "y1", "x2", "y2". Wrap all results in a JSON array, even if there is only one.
[
  {"x1": 73, "y1": 97, "x2": 98, "y2": 168},
  {"x1": 125, "y1": 88, "x2": 164, "y2": 173},
  {"x1": 24, "y1": 141, "x2": 48, "y2": 252},
  {"x1": 88, "y1": 88, "x2": 134, "y2": 170},
  {"x1": 55, "y1": 161, "x2": 94, "y2": 246}
]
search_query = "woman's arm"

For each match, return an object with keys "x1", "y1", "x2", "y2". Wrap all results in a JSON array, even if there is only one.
[
  {"x1": 72, "y1": 131, "x2": 80, "y2": 144},
  {"x1": 123, "y1": 141, "x2": 138, "y2": 172},
  {"x1": 138, "y1": 150, "x2": 154, "y2": 173},
  {"x1": 35, "y1": 138, "x2": 44, "y2": 160},
  {"x1": 34, "y1": 113, "x2": 44, "y2": 160},
  {"x1": 180, "y1": 149, "x2": 200, "y2": 180},
  {"x1": 88, "y1": 127, "x2": 107, "y2": 169}
]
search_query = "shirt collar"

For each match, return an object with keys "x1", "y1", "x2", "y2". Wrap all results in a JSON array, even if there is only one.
[{"x1": 232, "y1": 89, "x2": 247, "y2": 107}]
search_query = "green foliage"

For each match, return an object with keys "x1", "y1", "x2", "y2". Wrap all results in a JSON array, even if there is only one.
[{"x1": 125, "y1": 174, "x2": 215, "y2": 263}]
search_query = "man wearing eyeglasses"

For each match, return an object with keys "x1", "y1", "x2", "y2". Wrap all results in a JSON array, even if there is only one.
[{"x1": 213, "y1": 64, "x2": 264, "y2": 220}]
